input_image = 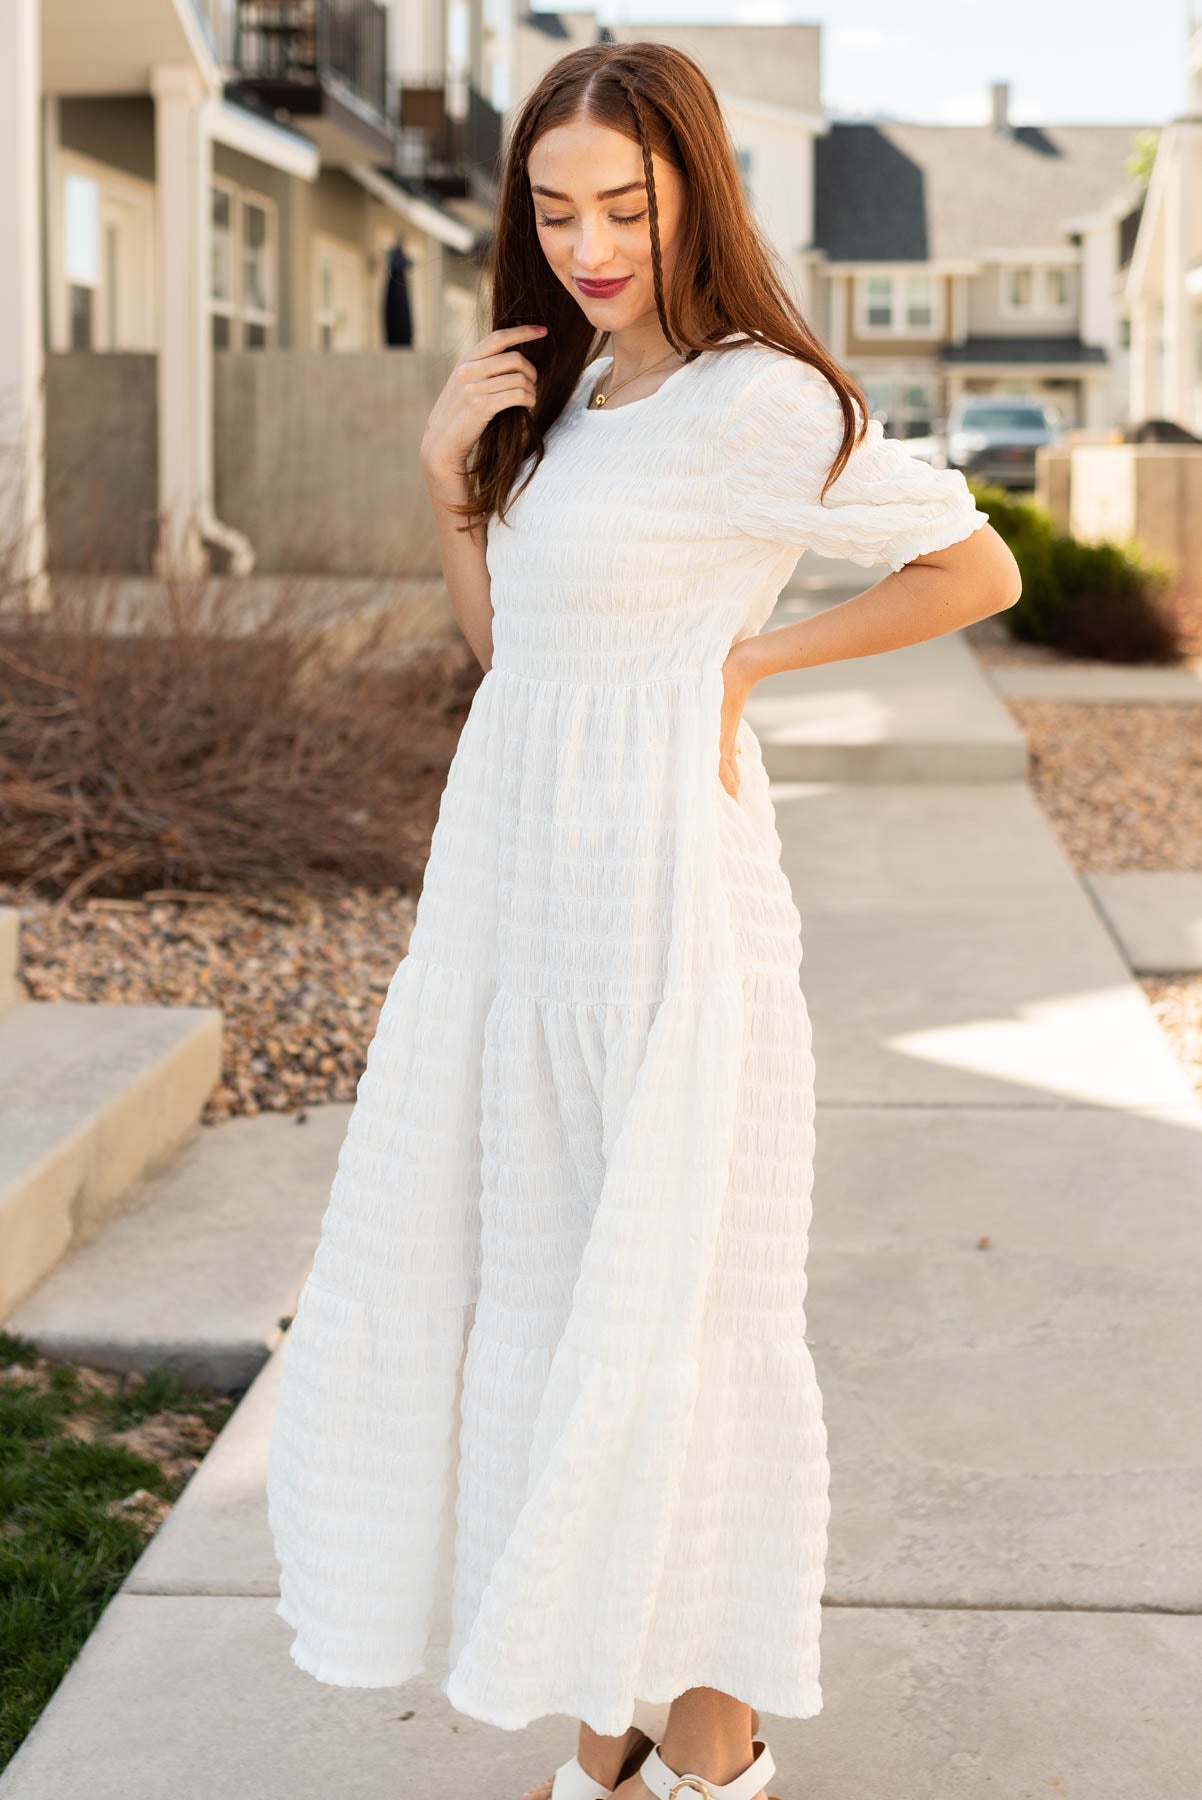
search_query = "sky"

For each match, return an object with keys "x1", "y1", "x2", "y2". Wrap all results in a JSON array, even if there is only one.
[{"x1": 564, "y1": 0, "x2": 1195, "y2": 125}]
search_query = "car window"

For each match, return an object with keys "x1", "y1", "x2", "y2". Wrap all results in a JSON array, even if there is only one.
[{"x1": 955, "y1": 405, "x2": 1053, "y2": 431}]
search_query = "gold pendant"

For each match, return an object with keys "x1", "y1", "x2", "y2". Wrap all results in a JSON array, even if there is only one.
[{"x1": 593, "y1": 391, "x2": 607, "y2": 406}]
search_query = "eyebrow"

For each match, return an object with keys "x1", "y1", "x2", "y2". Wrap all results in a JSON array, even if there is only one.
[{"x1": 530, "y1": 181, "x2": 646, "y2": 202}]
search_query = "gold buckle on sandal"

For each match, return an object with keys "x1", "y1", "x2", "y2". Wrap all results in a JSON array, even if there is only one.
[{"x1": 669, "y1": 1783, "x2": 714, "y2": 1800}]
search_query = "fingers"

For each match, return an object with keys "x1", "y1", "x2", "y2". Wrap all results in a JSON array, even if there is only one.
[
  {"x1": 461, "y1": 324, "x2": 548, "y2": 383},
  {"x1": 472, "y1": 374, "x2": 538, "y2": 413},
  {"x1": 454, "y1": 339, "x2": 542, "y2": 414}
]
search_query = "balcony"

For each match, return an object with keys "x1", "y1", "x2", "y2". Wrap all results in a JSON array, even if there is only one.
[
  {"x1": 234, "y1": 0, "x2": 395, "y2": 163},
  {"x1": 397, "y1": 74, "x2": 504, "y2": 199}
]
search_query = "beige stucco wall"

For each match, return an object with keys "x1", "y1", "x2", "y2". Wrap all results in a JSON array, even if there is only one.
[
  {"x1": 966, "y1": 260, "x2": 1082, "y2": 337},
  {"x1": 44, "y1": 351, "x2": 158, "y2": 571},
  {"x1": 1035, "y1": 444, "x2": 1073, "y2": 530},
  {"x1": 288, "y1": 169, "x2": 403, "y2": 351},
  {"x1": 214, "y1": 348, "x2": 453, "y2": 574},
  {"x1": 1069, "y1": 443, "x2": 1202, "y2": 581}
]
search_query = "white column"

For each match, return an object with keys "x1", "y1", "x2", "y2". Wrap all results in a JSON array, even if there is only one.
[
  {"x1": 152, "y1": 64, "x2": 209, "y2": 577},
  {"x1": 1161, "y1": 131, "x2": 1192, "y2": 426},
  {"x1": 1129, "y1": 297, "x2": 1154, "y2": 422},
  {"x1": 0, "y1": 0, "x2": 47, "y2": 603}
]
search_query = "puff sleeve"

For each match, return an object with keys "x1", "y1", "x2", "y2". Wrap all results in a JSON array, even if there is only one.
[{"x1": 726, "y1": 351, "x2": 991, "y2": 572}]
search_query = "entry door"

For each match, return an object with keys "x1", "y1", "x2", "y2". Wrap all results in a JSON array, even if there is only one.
[{"x1": 313, "y1": 238, "x2": 365, "y2": 350}]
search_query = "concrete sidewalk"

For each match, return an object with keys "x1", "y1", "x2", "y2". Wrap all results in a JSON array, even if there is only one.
[{"x1": 4, "y1": 561, "x2": 1201, "y2": 1798}]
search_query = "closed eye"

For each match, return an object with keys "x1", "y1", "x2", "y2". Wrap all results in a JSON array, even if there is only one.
[{"x1": 538, "y1": 211, "x2": 648, "y2": 228}]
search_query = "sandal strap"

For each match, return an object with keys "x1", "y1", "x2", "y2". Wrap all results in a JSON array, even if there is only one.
[
  {"x1": 550, "y1": 1754, "x2": 617, "y2": 1800},
  {"x1": 638, "y1": 1740, "x2": 776, "y2": 1800}
]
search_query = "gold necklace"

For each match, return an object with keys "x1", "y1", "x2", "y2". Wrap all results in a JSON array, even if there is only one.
[{"x1": 590, "y1": 346, "x2": 684, "y2": 408}]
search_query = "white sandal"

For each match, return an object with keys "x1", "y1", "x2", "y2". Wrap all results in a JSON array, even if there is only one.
[
  {"x1": 549, "y1": 1730, "x2": 655, "y2": 1799},
  {"x1": 637, "y1": 1738, "x2": 777, "y2": 1800},
  {"x1": 544, "y1": 1706, "x2": 771, "y2": 1800}
]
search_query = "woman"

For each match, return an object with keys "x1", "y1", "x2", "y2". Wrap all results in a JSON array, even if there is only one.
[{"x1": 265, "y1": 40, "x2": 1021, "y2": 1800}]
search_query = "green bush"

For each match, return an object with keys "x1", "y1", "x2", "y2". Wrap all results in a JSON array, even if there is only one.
[{"x1": 969, "y1": 482, "x2": 1182, "y2": 663}]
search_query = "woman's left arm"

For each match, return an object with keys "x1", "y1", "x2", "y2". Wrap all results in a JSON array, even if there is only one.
[
  {"x1": 729, "y1": 520, "x2": 1021, "y2": 694},
  {"x1": 716, "y1": 350, "x2": 1025, "y2": 791}
]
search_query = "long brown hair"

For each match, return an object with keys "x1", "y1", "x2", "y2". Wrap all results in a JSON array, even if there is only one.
[{"x1": 455, "y1": 40, "x2": 870, "y2": 531}]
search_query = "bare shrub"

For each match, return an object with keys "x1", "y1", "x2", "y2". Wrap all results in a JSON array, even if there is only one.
[{"x1": 0, "y1": 570, "x2": 481, "y2": 906}]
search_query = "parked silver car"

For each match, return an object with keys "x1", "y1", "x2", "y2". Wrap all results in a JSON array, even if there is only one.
[{"x1": 943, "y1": 396, "x2": 1062, "y2": 489}]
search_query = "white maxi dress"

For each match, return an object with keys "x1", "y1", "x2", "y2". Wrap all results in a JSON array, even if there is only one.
[{"x1": 265, "y1": 335, "x2": 991, "y2": 1737}]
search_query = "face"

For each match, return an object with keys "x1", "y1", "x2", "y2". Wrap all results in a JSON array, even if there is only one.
[{"x1": 527, "y1": 114, "x2": 685, "y2": 334}]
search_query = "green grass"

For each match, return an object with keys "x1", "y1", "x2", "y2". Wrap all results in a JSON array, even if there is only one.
[{"x1": 0, "y1": 1329, "x2": 237, "y2": 1770}]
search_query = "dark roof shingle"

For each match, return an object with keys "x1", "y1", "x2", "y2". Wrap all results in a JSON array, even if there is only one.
[{"x1": 814, "y1": 121, "x2": 1148, "y2": 262}]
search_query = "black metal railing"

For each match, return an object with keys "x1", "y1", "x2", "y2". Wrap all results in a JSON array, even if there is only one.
[
  {"x1": 236, "y1": 0, "x2": 387, "y2": 121},
  {"x1": 396, "y1": 76, "x2": 503, "y2": 189}
]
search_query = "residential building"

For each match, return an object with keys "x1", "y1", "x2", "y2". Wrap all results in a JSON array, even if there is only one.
[
  {"x1": 1123, "y1": 16, "x2": 1202, "y2": 431},
  {"x1": 3, "y1": 0, "x2": 497, "y2": 582},
  {"x1": 809, "y1": 82, "x2": 1147, "y2": 438}
]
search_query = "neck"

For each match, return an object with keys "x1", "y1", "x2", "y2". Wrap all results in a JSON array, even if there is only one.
[{"x1": 605, "y1": 320, "x2": 679, "y2": 382}]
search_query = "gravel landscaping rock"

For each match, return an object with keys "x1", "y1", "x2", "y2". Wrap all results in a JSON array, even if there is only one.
[
  {"x1": 1142, "y1": 975, "x2": 1202, "y2": 1102},
  {"x1": 1006, "y1": 702, "x2": 1202, "y2": 872},
  {"x1": 982, "y1": 691, "x2": 1202, "y2": 1107},
  {"x1": 2, "y1": 885, "x2": 417, "y2": 1122}
]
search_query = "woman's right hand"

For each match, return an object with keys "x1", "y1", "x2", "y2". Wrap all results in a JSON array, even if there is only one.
[{"x1": 420, "y1": 324, "x2": 548, "y2": 489}]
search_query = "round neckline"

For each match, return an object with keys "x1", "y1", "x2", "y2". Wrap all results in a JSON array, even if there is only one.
[
  {"x1": 576, "y1": 332, "x2": 743, "y2": 417},
  {"x1": 578, "y1": 350, "x2": 694, "y2": 417}
]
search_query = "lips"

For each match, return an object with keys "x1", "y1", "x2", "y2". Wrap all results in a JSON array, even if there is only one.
[{"x1": 574, "y1": 275, "x2": 632, "y2": 297}]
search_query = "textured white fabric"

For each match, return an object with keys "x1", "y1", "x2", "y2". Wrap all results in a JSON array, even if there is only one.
[{"x1": 265, "y1": 337, "x2": 990, "y2": 1736}]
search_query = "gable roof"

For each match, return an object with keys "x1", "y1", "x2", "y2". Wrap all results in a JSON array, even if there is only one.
[{"x1": 814, "y1": 120, "x2": 1148, "y2": 263}]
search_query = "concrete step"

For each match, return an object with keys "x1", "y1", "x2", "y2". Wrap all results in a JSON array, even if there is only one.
[
  {"x1": 5, "y1": 1105, "x2": 349, "y2": 1391},
  {"x1": 0, "y1": 906, "x2": 19, "y2": 1013},
  {"x1": 987, "y1": 661, "x2": 1202, "y2": 703},
  {"x1": 746, "y1": 603, "x2": 1025, "y2": 781},
  {"x1": 0, "y1": 1001, "x2": 222, "y2": 1321}
]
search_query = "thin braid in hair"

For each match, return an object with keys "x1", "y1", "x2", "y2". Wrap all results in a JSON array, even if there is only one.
[{"x1": 612, "y1": 70, "x2": 685, "y2": 358}]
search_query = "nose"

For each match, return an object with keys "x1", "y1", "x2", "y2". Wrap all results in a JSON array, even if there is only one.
[{"x1": 572, "y1": 222, "x2": 618, "y2": 273}]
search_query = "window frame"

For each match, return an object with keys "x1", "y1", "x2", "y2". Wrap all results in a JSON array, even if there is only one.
[
  {"x1": 855, "y1": 269, "x2": 944, "y2": 340},
  {"x1": 858, "y1": 372, "x2": 939, "y2": 439},
  {"x1": 998, "y1": 262, "x2": 1076, "y2": 319},
  {"x1": 58, "y1": 150, "x2": 156, "y2": 352},
  {"x1": 209, "y1": 174, "x2": 278, "y2": 350},
  {"x1": 312, "y1": 233, "x2": 367, "y2": 351}
]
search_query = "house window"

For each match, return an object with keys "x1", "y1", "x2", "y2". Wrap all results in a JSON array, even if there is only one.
[
  {"x1": 900, "y1": 381, "x2": 935, "y2": 436},
  {"x1": 1001, "y1": 264, "x2": 1074, "y2": 315},
  {"x1": 210, "y1": 184, "x2": 235, "y2": 348},
  {"x1": 64, "y1": 172, "x2": 100, "y2": 348},
  {"x1": 865, "y1": 276, "x2": 893, "y2": 329},
  {"x1": 857, "y1": 272, "x2": 941, "y2": 338},
  {"x1": 905, "y1": 276, "x2": 934, "y2": 329},
  {"x1": 858, "y1": 376, "x2": 936, "y2": 439},
  {"x1": 1006, "y1": 267, "x2": 1033, "y2": 310},
  {"x1": 60, "y1": 156, "x2": 155, "y2": 351},
  {"x1": 210, "y1": 177, "x2": 277, "y2": 349},
  {"x1": 1045, "y1": 266, "x2": 1070, "y2": 309},
  {"x1": 242, "y1": 201, "x2": 273, "y2": 347}
]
